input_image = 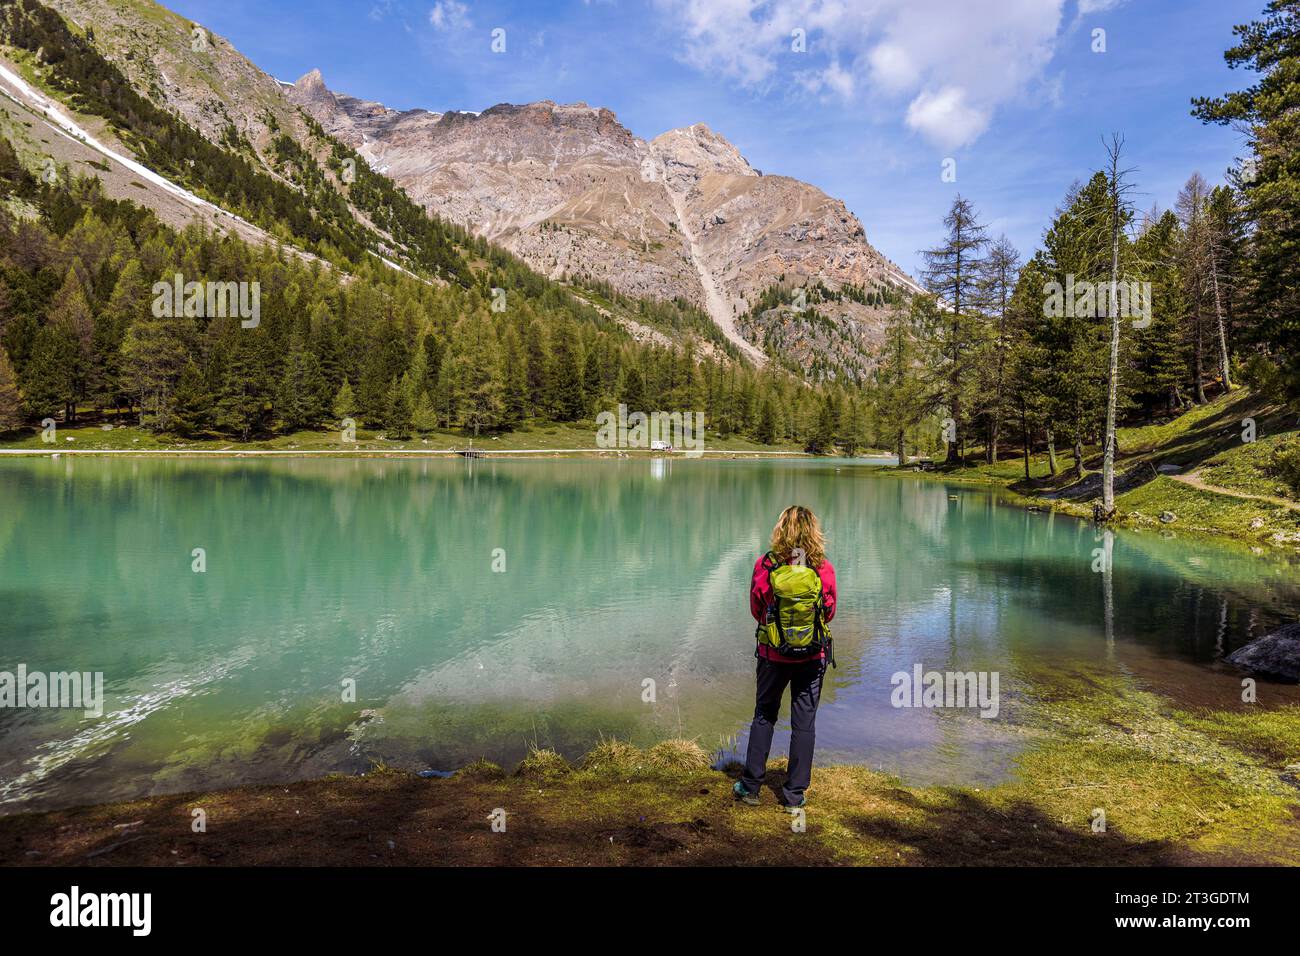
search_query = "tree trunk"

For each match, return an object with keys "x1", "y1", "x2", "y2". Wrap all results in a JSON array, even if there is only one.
[
  {"x1": 1193, "y1": 310, "x2": 1207, "y2": 403},
  {"x1": 1073, "y1": 438, "x2": 1084, "y2": 481},
  {"x1": 1101, "y1": 140, "x2": 1123, "y2": 518},
  {"x1": 1047, "y1": 428, "x2": 1058, "y2": 476},
  {"x1": 1209, "y1": 254, "x2": 1232, "y2": 390},
  {"x1": 896, "y1": 428, "x2": 905, "y2": 469},
  {"x1": 1020, "y1": 402, "x2": 1031, "y2": 481}
]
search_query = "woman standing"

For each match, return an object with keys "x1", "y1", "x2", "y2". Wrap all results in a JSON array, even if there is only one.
[{"x1": 734, "y1": 505, "x2": 836, "y2": 810}]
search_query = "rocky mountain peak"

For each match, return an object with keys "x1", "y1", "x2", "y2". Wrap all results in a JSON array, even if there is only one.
[
  {"x1": 282, "y1": 70, "x2": 918, "y2": 369},
  {"x1": 651, "y1": 123, "x2": 756, "y2": 181},
  {"x1": 49, "y1": 0, "x2": 917, "y2": 373}
]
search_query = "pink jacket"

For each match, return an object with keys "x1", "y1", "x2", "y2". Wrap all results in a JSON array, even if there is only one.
[{"x1": 750, "y1": 553, "x2": 837, "y2": 662}]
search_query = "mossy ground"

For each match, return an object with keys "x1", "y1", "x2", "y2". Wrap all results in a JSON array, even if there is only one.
[{"x1": 3, "y1": 668, "x2": 1296, "y2": 866}]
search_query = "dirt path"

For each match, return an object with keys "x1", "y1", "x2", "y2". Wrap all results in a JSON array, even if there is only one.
[{"x1": 1172, "y1": 469, "x2": 1300, "y2": 513}]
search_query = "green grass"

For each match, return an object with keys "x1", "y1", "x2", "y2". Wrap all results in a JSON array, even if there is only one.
[
  {"x1": 888, "y1": 389, "x2": 1300, "y2": 548},
  {"x1": 1199, "y1": 430, "x2": 1299, "y2": 501},
  {"x1": 0, "y1": 417, "x2": 806, "y2": 455},
  {"x1": 6, "y1": 676, "x2": 1297, "y2": 866},
  {"x1": 1175, "y1": 706, "x2": 1300, "y2": 768},
  {"x1": 1118, "y1": 475, "x2": 1298, "y2": 540}
]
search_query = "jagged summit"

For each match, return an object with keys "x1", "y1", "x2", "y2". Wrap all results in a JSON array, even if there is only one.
[
  {"x1": 40, "y1": 0, "x2": 920, "y2": 372},
  {"x1": 286, "y1": 71, "x2": 917, "y2": 366}
]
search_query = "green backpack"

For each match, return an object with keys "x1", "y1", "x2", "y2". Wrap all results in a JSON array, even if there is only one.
[{"x1": 755, "y1": 551, "x2": 833, "y2": 662}]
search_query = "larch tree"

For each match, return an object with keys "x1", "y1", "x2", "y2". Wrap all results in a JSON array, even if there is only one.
[
  {"x1": 920, "y1": 195, "x2": 989, "y2": 463},
  {"x1": 978, "y1": 235, "x2": 1022, "y2": 464}
]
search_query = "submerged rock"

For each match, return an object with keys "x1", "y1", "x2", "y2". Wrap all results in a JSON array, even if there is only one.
[{"x1": 1226, "y1": 622, "x2": 1300, "y2": 681}]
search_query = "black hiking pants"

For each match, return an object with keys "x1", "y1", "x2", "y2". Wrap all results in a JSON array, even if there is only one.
[{"x1": 741, "y1": 656, "x2": 826, "y2": 804}]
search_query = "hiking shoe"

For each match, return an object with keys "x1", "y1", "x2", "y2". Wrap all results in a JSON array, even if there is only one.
[
  {"x1": 783, "y1": 795, "x2": 807, "y2": 811},
  {"x1": 733, "y1": 781, "x2": 760, "y2": 806}
]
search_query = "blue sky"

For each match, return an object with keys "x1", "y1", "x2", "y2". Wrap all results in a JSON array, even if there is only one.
[{"x1": 165, "y1": 0, "x2": 1259, "y2": 276}]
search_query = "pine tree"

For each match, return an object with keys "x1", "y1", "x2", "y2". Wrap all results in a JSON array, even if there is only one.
[
  {"x1": 357, "y1": 350, "x2": 394, "y2": 426},
  {"x1": 45, "y1": 265, "x2": 95, "y2": 421},
  {"x1": 808, "y1": 394, "x2": 837, "y2": 455},
  {"x1": 581, "y1": 344, "x2": 603, "y2": 417},
  {"x1": 121, "y1": 305, "x2": 195, "y2": 432},
  {"x1": 413, "y1": 389, "x2": 438, "y2": 434},
  {"x1": 386, "y1": 376, "x2": 414, "y2": 439},
  {"x1": 332, "y1": 378, "x2": 356, "y2": 423},
  {"x1": 622, "y1": 365, "x2": 647, "y2": 414},
  {"x1": 214, "y1": 327, "x2": 270, "y2": 440},
  {"x1": 1132, "y1": 210, "x2": 1188, "y2": 416},
  {"x1": 524, "y1": 319, "x2": 550, "y2": 417},
  {"x1": 877, "y1": 303, "x2": 925, "y2": 466},
  {"x1": 170, "y1": 359, "x2": 214, "y2": 437},
  {"x1": 977, "y1": 235, "x2": 1021, "y2": 463},
  {"x1": 920, "y1": 195, "x2": 989, "y2": 462},
  {"x1": 1204, "y1": 185, "x2": 1242, "y2": 390},
  {"x1": 1193, "y1": 1, "x2": 1300, "y2": 396},
  {"x1": 501, "y1": 325, "x2": 528, "y2": 429},
  {"x1": 0, "y1": 346, "x2": 22, "y2": 431},
  {"x1": 407, "y1": 337, "x2": 429, "y2": 407},
  {"x1": 422, "y1": 332, "x2": 444, "y2": 397},
  {"x1": 1176, "y1": 172, "x2": 1215, "y2": 404},
  {"x1": 21, "y1": 324, "x2": 78, "y2": 421},
  {"x1": 550, "y1": 321, "x2": 584, "y2": 421},
  {"x1": 448, "y1": 313, "x2": 504, "y2": 435},
  {"x1": 757, "y1": 397, "x2": 778, "y2": 445},
  {"x1": 277, "y1": 335, "x2": 329, "y2": 431},
  {"x1": 1035, "y1": 173, "x2": 1122, "y2": 480},
  {"x1": 93, "y1": 258, "x2": 148, "y2": 415}
]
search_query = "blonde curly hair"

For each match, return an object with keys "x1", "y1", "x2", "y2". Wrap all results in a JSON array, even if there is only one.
[{"x1": 769, "y1": 505, "x2": 826, "y2": 568}]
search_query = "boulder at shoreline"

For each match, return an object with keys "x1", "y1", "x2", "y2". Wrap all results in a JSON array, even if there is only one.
[{"x1": 1226, "y1": 622, "x2": 1300, "y2": 681}]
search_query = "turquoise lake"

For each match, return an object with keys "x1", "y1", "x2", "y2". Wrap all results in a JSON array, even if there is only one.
[{"x1": 2, "y1": 456, "x2": 1299, "y2": 813}]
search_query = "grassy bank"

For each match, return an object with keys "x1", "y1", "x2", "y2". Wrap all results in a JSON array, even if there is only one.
[
  {"x1": 888, "y1": 390, "x2": 1300, "y2": 550},
  {"x1": 3, "y1": 669, "x2": 1297, "y2": 866},
  {"x1": 0, "y1": 417, "x2": 813, "y2": 457}
]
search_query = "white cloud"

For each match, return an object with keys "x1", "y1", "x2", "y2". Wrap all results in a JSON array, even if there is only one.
[
  {"x1": 1077, "y1": 0, "x2": 1125, "y2": 13},
  {"x1": 655, "y1": 0, "x2": 1067, "y2": 150},
  {"x1": 429, "y1": 1, "x2": 472, "y2": 31},
  {"x1": 906, "y1": 87, "x2": 989, "y2": 148},
  {"x1": 867, "y1": 41, "x2": 916, "y2": 92}
]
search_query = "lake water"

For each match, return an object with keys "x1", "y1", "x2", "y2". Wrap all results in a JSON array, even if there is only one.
[{"x1": 2, "y1": 456, "x2": 1298, "y2": 814}]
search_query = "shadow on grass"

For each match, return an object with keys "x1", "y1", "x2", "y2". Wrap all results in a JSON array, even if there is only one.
[
  {"x1": 1007, "y1": 392, "x2": 1289, "y2": 504},
  {"x1": 837, "y1": 790, "x2": 1181, "y2": 866}
]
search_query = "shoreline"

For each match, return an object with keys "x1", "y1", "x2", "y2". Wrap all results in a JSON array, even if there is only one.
[
  {"x1": 883, "y1": 462, "x2": 1300, "y2": 553},
  {"x1": 4, "y1": 444, "x2": 1294, "y2": 552},
  {"x1": 0, "y1": 447, "x2": 819, "y2": 458},
  {"x1": 4, "y1": 673, "x2": 1298, "y2": 867}
]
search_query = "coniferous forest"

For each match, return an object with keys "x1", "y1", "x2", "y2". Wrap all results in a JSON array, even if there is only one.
[
  {"x1": 0, "y1": 0, "x2": 1294, "y2": 471},
  {"x1": 3, "y1": 0, "x2": 1300, "y2": 900}
]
